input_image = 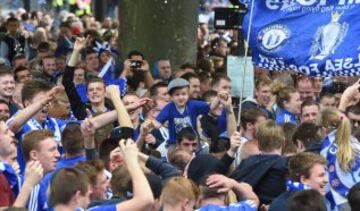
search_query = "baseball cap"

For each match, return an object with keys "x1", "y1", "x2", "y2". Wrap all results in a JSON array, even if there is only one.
[{"x1": 167, "y1": 78, "x2": 189, "y2": 94}]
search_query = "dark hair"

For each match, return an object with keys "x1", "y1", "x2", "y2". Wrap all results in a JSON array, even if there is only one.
[
  {"x1": 169, "y1": 86, "x2": 189, "y2": 96},
  {"x1": 149, "y1": 82, "x2": 168, "y2": 97},
  {"x1": 12, "y1": 54, "x2": 26, "y2": 61},
  {"x1": 202, "y1": 90, "x2": 217, "y2": 102},
  {"x1": 59, "y1": 21, "x2": 71, "y2": 29},
  {"x1": 180, "y1": 63, "x2": 196, "y2": 70},
  {"x1": 61, "y1": 124, "x2": 84, "y2": 156},
  {"x1": 81, "y1": 47, "x2": 97, "y2": 61},
  {"x1": 288, "y1": 190, "x2": 326, "y2": 211},
  {"x1": 319, "y1": 91, "x2": 334, "y2": 101},
  {"x1": 181, "y1": 72, "x2": 199, "y2": 82},
  {"x1": 348, "y1": 183, "x2": 360, "y2": 211},
  {"x1": 50, "y1": 168, "x2": 89, "y2": 206},
  {"x1": 176, "y1": 127, "x2": 197, "y2": 145},
  {"x1": 329, "y1": 82, "x2": 348, "y2": 95},
  {"x1": 21, "y1": 80, "x2": 52, "y2": 105},
  {"x1": 292, "y1": 122, "x2": 322, "y2": 149},
  {"x1": 38, "y1": 42, "x2": 51, "y2": 53},
  {"x1": 241, "y1": 108, "x2": 267, "y2": 130},
  {"x1": 273, "y1": 87, "x2": 297, "y2": 109},
  {"x1": 14, "y1": 66, "x2": 30, "y2": 81},
  {"x1": 210, "y1": 73, "x2": 230, "y2": 88},
  {"x1": 99, "y1": 138, "x2": 119, "y2": 169},
  {"x1": 127, "y1": 50, "x2": 145, "y2": 60},
  {"x1": 346, "y1": 104, "x2": 360, "y2": 115},
  {"x1": 282, "y1": 122, "x2": 297, "y2": 155},
  {"x1": 6, "y1": 17, "x2": 19, "y2": 24},
  {"x1": 209, "y1": 137, "x2": 230, "y2": 154},
  {"x1": 300, "y1": 100, "x2": 320, "y2": 115}
]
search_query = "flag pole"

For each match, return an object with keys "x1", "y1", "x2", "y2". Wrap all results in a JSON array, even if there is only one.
[{"x1": 237, "y1": 0, "x2": 255, "y2": 129}]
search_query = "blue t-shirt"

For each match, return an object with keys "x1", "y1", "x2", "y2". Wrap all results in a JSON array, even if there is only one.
[
  {"x1": 6, "y1": 114, "x2": 79, "y2": 174},
  {"x1": 56, "y1": 155, "x2": 86, "y2": 169},
  {"x1": 156, "y1": 100, "x2": 210, "y2": 144},
  {"x1": 197, "y1": 200, "x2": 257, "y2": 211},
  {"x1": 76, "y1": 78, "x2": 127, "y2": 103},
  {"x1": 275, "y1": 109, "x2": 299, "y2": 125},
  {"x1": 26, "y1": 172, "x2": 53, "y2": 211}
]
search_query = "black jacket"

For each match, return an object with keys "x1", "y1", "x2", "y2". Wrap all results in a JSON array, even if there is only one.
[{"x1": 230, "y1": 154, "x2": 289, "y2": 205}]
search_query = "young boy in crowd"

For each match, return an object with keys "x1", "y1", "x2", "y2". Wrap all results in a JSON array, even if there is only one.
[{"x1": 153, "y1": 78, "x2": 226, "y2": 145}]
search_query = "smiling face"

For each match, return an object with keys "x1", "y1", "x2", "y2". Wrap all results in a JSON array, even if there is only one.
[
  {"x1": 301, "y1": 163, "x2": 328, "y2": 196},
  {"x1": 285, "y1": 92, "x2": 302, "y2": 115},
  {"x1": 87, "y1": 82, "x2": 105, "y2": 104},
  {"x1": 301, "y1": 105, "x2": 319, "y2": 123},
  {"x1": 171, "y1": 87, "x2": 189, "y2": 108},
  {"x1": 0, "y1": 74, "x2": 15, "y2": 99},
  {"x1": 35, "y1": 137, "x2": 60, "y2": 173},
  {"x1": 255, "y1": 84, "x2": 271, "y2": 107}
]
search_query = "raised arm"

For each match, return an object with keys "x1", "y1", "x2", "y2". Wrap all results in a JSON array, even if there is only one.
[
  {"x1": 62, "y1": 36, "x2": 89, "y2": 120},
  {"x1": 220, "y1": 92, "x2": 236, "y2": 137},
  {"x1": 106, "y1": 85, "x2": 133, "y2": 128},
  {"x1": 13, "y1": 161, "x2": 43, "y2": 207},
  {"x1": 8, "y1": 86, "x2": 62, "y2": 133},
  {"x1": 115, "y1": 139, "x2": 154, "y2": 211},
  {"x1": 338, "y1": 80, "x2": 360, "y2": 112}
]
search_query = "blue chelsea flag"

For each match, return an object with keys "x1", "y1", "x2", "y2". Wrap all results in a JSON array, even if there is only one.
[{"x1": 242, "y1": 0, "x2": 360, "y2": 76}]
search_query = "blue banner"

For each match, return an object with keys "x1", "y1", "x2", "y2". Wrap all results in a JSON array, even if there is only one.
[{"x1": 242, "y1": 0, "x2": 360, "y2": 76}]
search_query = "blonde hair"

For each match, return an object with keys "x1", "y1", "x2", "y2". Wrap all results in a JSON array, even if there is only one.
[
  {"x1": 318, "y1": 108, "x2": 354, "y2": 171},
  {"x1": 160, "y1": 177, "x2": 199, "y2": 207},
  {"x1": 256, "y1": 120, "x2": 284, "y2": 152}
]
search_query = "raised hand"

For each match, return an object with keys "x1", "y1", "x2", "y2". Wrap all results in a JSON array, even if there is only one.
[
  {"x1": 206, "y1": 174, "x2": 236, "y2": 193},
  {"x1": 73, "y1": 36, "x2": 89, "y2": 51},
  {"x1": 230, "y1": 131, "x2": 242, "y2": 153},
  {"x1": 81, "y1": 118, "x2": 96, "y2": 137},
  {"x1": 119, "y1": 139, "x2": 139, "y2": 164},
  {"x1": 126, "y1": 98, "x2": 154, "y2": 112},
  {"x1": 24, "y1": 161, "x2": 44, "y2": 187},
  {"x1": 44, "y1": 86, "x2": 64, "y2": 105}
]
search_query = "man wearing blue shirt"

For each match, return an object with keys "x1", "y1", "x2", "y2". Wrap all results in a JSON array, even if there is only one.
[
  {"x1": 56, "y1": 123, "x2": 86, "y2": 169},
  {"x1": 21, "y1": 130, "x2": 60, "y2": 211},
  {"x1": 50, "y1": 139, "x2": 154, "y2": 211}
]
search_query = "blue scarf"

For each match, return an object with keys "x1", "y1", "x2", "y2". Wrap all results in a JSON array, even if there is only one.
[{"x1": 286, "y1": 180, "x2": 311, "y2": 191}]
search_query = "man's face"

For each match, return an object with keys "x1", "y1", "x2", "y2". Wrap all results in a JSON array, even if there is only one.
[
  {"x1": 34, "y1": 137, "x2": 60, "y2": 173},
  {"x1": 170, "y1": 87, "x2": 189, "y2": 108},
  {"x1": 86, "y1": 53, "x2": 100, "y2": 72},
  {"x1": 313, "y1": 77, "x2": 323, "y2": 94},
  {"x1": 301, "y1": 105, "x2": 319, "y2": 123},
  {"x1": 178, "y1": 138, "x2": 198, "y2": 154},
  {"x1": 286, "y1": 92, "x2": 302, "y2": 115},
  {"x1": 297, "y1": 80, "x2": 316, "y2": 101},
  {"x1": 42, "y1": 58, "x2": 56, "y2": 76},
  {"x1": 158, "y1": 60, "x2": 172, "y2": 80},
  {"x1": 16, "y1": 69, "x2": 32, "y2": 83},
  {"x1": 188, "y1": 78, "x2": 201, "y2": 99},
  {"x1": 123, "y1": 94, "x2": 141, "y2": 121},
  {"x1": 215, "y1": 41, "x2": 228, "y2": 57},
  {"x1": 87, "y1": 82, "x2": 105, "y2": 104},
  {"x1": 200, "y1": 78, "x2": 210, "y2": 95},
  {"x1": 7, "y1": 21, "x2": 19, "y2": 34},
  {"x1": 56, "y1": 58, "x2": 66, "y2": 72},
  {"x1": 13, "y1": 58, "x2": 28, "y2": 68},
  {"x1": 91, "y1": 171, "x2": 109, "y2": 201},
  {"x1": 156, "y1": 87, "x2": 170, "y2": 102},
  {"x1": 0, "y1": 103, "x2": 10, "y2": 121},
  {"x1": 74, "y1": 68, "x2": 85, "y2": 85},
  {"x1": 213, "y1": 79, "x2": 231, "y2": 94},
  {"x1": 0, "y1": 75, "x2": 15, "y2": 98},
  {"x1": 347, "y1": 112, "x2": 360, "y2": 129},
  {"x1": 78, "y1": 185, "x2": 92, "y2": 208},
  {"x1": 302, "y1": 163, "x2": 328, "y2": 196},
  {"x1": 0, "y1": 121, "x2": 15, "y2": 157},
  {"x1": 320, "y1": 96, "x2": 336, "y2": 108},
  {"x1": 255, "y1": 85, "x2": 271, "y2": 107}
]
